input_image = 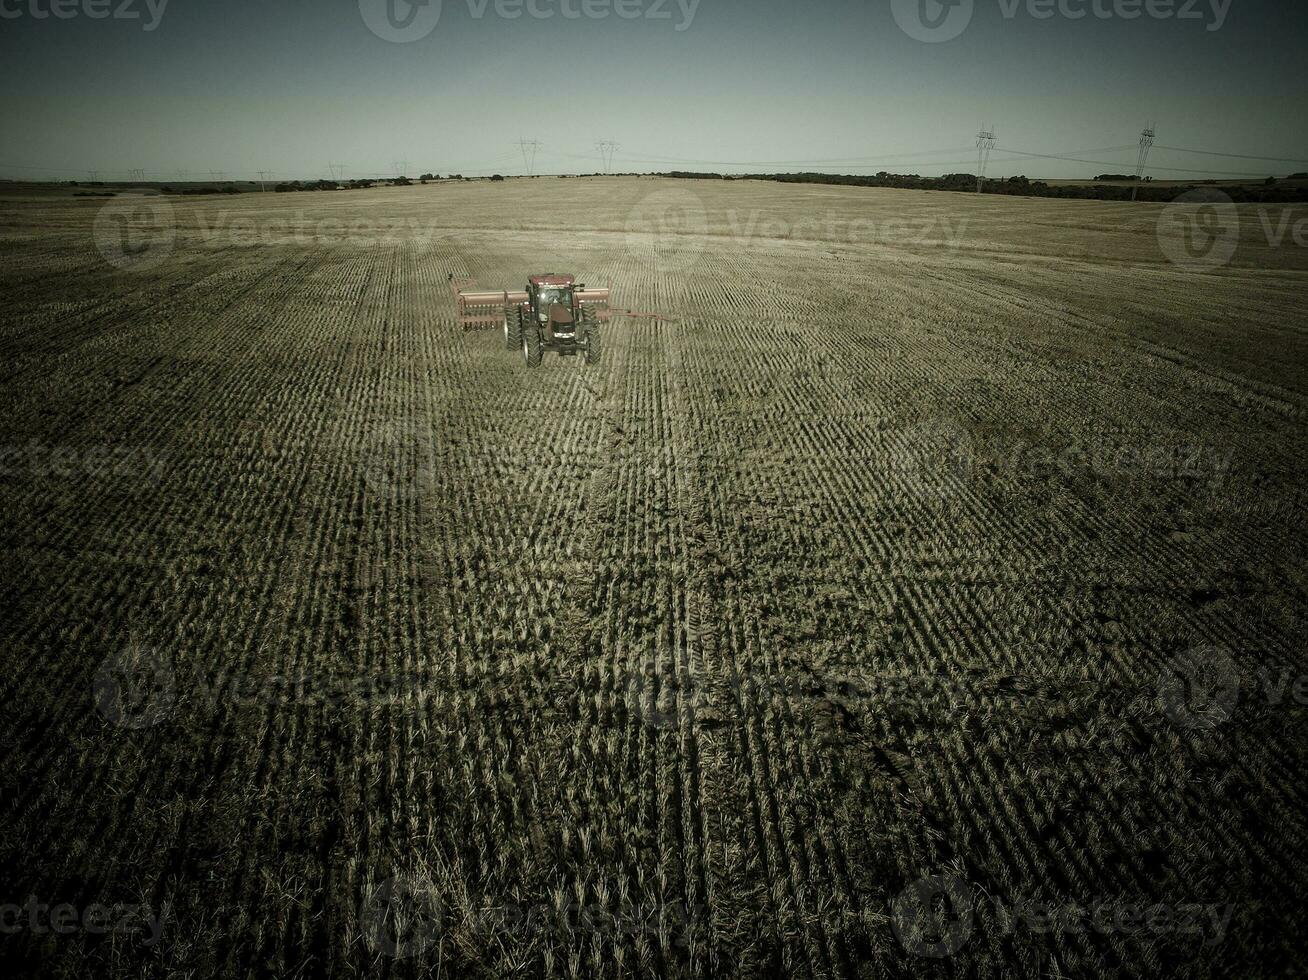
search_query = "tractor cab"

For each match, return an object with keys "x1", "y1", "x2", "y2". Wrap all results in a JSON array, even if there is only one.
[{"x1": 527, "y1": 274, "x2": 577, "y2": 326}]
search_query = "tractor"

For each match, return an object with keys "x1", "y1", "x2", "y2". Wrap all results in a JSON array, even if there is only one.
[{"x1": 453, "y1": 274, "x2": 609, "y2": 368}]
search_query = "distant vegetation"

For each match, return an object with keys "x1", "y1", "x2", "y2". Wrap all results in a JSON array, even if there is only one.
[
  {"x1": 273, "y1": 179, "x2": 376, "y2": 193},
  {"x1": 178, "y1": 186, "x2": 242, "y2": 196},
  {"x1": 662, "y1": 170, "x2": 1308, "y2": 203}
]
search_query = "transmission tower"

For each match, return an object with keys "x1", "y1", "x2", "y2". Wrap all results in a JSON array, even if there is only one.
[
  {"x1": 88, "y1": 170, "x2": 99, "y2": 184},
  {"x1": 129, "y1": 168, "x2": 146, "y2": 182},
  {"x1": 975, "y1": 125, "x2": 997, "y2": 193},
  {"x1": 257, "y1": 170, "x2": 273, "y2": 192},
  {"x1": 1132, "y1": 125, "x2": 1156, "y2": 201},
  {"x1": 328, "y1": 163, "x2": 346, "y2": 182},
  {"x1": 518, "y1": 138, "x2": 542, "y2": 175},
  {"x1": 596, "y1": 140, "x2": 620, "y2": 175},
  {"x1": 209, "y1": 170, "x2": 226, "y2": 183},
  {"x1": 391, "y1": 160, "x2": 411, "y2": 178}
]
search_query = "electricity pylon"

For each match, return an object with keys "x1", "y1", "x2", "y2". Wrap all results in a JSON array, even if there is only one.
[
  {"x1": 976, "y1": 125, "x2": 997, "y2": 193},
  {"x1": 1132, "y1": 126, "x2": 1156, "y2": 201}
]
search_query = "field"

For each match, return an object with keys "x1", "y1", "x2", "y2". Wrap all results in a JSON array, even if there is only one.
[{"x1": 2, "y1": 176, "x2": 1307, "y2": 978}]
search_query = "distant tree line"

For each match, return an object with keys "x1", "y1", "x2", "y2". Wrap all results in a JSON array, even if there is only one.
[
  {"x1": 661, "y1": 170, "x2": 1308, "y2": 203},
  {"x1": 273, "y1": 179, "x2": 376, "y2": 192}
]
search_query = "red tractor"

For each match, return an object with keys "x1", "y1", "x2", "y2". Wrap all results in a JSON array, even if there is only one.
[{"x1": 454, "y1": 274, "x2": 610, "y2": 367}]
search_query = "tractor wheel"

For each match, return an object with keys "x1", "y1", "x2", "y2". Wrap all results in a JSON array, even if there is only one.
[
  {"x1": 523, "y1": 328, "x2": 543, "y2": 368},
  {"x1": 504, "y1": 310, "x2": 521, "y2": 350},
  {"x1": 584, "y1": 320, "x2": 602, "y2": 366}
]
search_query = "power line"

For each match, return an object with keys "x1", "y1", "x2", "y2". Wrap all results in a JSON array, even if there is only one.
[
  {"x1": 598, "y1": 146, "x2": 979, "y2": 168},
  {"x1": 1155, "y1": 145, "x2": 1308, "y2": 165},
  {"x1": 995, "y1": 147, "x2": 1276, "y2": 176},
  {"x1": 995, "y1": 145, "x2": 1139, "y2": 162}
]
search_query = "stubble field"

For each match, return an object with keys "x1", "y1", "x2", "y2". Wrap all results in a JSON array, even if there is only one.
[{"x1": 1, "y1": 176, "x2": 1306, "y2": 978}]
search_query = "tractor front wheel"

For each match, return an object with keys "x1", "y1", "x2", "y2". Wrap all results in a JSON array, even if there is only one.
[
  {"x1": 523, "y1": 328, "x2": 543, "y2": 368},
  {"x1": 504, "y1": 309, "x2": 521, "y2": 350},
  {"x1": 584, "y1": 322, "x2": 602, "y2": 366}
]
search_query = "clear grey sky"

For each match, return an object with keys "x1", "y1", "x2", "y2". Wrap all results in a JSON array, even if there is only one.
[{"x1": 1, "y1": 0, "x2": 1305, "y2": 180}]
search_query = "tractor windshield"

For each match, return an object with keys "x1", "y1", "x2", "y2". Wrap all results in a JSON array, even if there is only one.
[{"x1": 537, "y1": 287, "x2": 573, "y2": 316}]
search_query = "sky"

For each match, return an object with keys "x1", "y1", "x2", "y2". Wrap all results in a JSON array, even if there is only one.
[{"x1": 1, "y1": 0, "x2": 1306, "y2": 181}]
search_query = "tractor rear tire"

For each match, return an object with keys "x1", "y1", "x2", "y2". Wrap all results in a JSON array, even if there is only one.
[
  {"x1": 523, "y1": 328, "x2": 543, "y2": 368},
  {"x1": 584, "y1": 321, "x2": 602, "y2": 366},
  {"x1": 504, "y1": 310, "x2": 521, "y2": 350}
]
